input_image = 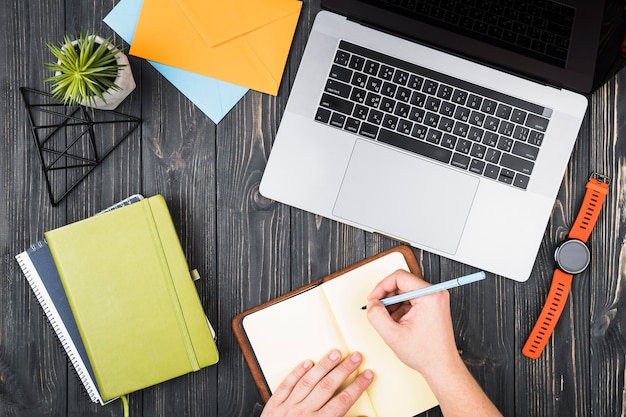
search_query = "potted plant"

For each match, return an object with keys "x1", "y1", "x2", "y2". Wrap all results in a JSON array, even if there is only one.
[{"x1": 44, "y1": 32, "x2": 136, "y2": 110}]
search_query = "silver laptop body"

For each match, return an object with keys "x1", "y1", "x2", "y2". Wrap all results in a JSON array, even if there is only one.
[{"x1": 261, "y1": 3, "x2": 593, "y2": 282}]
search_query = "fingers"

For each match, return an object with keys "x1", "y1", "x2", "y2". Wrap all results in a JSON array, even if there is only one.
[
  {"x1": 367, "y1": 269, "x2": 430, "y2": 301},
  {"x1": 321, "y1": 367, "x2": 374, "y2": 417},
  {"x1": 267, "y1": 349, "x2": 374, "y2": 415},
  {"x1": 267, "y1": 359, "x2": 314, "y2": 406},
  {"x1": 287, "y1": 349, "x2": 345, "y2": 404}
]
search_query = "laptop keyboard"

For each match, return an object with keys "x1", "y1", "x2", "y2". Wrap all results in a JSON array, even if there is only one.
[{"x1": 314, "y1": 40, "x2": 552, "y2": 190}]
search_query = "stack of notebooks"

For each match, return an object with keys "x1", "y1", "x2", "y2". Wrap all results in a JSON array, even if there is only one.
[
  {"x1": 15, "y1": 195, "x2": 219, "y2": 405},
  {"x1": 103, "y1": 0, "x2": 302, "y2": 123}
]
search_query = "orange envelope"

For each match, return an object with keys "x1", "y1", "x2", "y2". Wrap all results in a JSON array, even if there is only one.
[{"x1": 130, "y1": 0, "x2": 301, "y2": 96}]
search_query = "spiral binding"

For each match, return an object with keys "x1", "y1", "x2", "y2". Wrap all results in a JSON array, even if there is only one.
[{"x1": 16, "y1": 243, "x2": 104, "y2": 405}]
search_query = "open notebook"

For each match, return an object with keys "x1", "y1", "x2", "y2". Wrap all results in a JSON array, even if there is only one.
[{"x1": 233, "y1": 246, "x2": 438, "y2": 417}]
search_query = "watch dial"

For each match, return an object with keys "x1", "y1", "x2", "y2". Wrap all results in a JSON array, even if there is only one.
[{"x1": 556, "y1": 239, "x2": 590, "y2": 274}]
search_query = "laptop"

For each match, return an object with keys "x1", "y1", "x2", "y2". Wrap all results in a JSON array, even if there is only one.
[{"x1": 260, "y1": 0, "x2": 622, "y2": 282}]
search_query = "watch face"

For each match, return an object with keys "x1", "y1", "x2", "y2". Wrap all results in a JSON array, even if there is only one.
[{"x1": 555, "y1": 239, "x2": 590, "y2": 274}]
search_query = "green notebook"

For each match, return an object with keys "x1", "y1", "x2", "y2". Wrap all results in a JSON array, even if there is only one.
[{"x1": 44, "y1": 195, "x2": 218, "y2": 401}]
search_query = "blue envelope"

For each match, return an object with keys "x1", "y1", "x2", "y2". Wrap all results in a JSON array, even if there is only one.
[{"x1": 104, "y1": 0, "x2": 248, "y2": 124}]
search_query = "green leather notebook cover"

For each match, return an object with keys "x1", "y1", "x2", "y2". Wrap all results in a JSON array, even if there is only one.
[{"x1": 44, "y1": 195, "x2": 219, "y2": 400}]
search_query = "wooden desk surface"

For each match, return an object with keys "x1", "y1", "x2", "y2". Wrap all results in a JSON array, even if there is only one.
[{"x1": 1, "y1": 1, "x2": 625, "y2": 416}]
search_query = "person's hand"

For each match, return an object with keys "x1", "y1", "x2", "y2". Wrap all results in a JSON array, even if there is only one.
[
  {"x1": 365, "y1": 270, "x2": 459, "y2": 379},
  {"x1": 260, "y1": 349, "x2": 374, "y2": 417}
]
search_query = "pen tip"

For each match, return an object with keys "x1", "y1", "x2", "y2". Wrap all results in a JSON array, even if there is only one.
[{"x1": 360, "y1": 305, "x2": 367, "y2": 310}]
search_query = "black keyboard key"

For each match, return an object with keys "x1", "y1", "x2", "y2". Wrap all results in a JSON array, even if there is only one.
[
  {"x1": 344, "y1": 117, "x2": 360, "y2": 133},
  {"x1": 481, "y1": 99, "x2": 497, "y2": 114},
  {"x1": 453, "y1": 121, "x2": 469, "y2": 137},
  {"x1": 484, "y1": 164, "x2": 500, "y2": 179},
  {"x1": 454, "y1": 106, "x2": 471, "y2": 122},
  {"x1": 353, "y1": 104, "x2": 369, "y2": 120},
  {"x1": 528, "y1": 130, "x2": 544, "y2": 146},
  {"x1": 366, "y1": 77, "x2": 383, "y2": 93},
  {"x1": 381, "y1": 82, "x2": 397, "y2": 97},
  {"x1": 410, "y1": 91, "x2": 426, "y2": 107},
  {"x1": 440, "y1": 101, "x2": 456, "y2": 117},
  {"x1": 411, "y1": 124, "x2": 428, "y2": 139},
  {"x1": 469, "y1": 111, "x2": 485, "y2": 127},
  {"x1": 498, "y1": 121, "x2": 515, "y2": 136},
  {"x1": 483, "y1": 132, "x2": 499, "y2": 147},
  {"x1": 329, "y1": 65, "x2": 352, "y2": 82},
  {"x1": 393, "y1": 70, "x2": 409, "y2": 85},
  {"x1": 315, "y1": 107, "x2": 331, "y2": 123},
  {"x1": 484, "y1": 115, "x2": 500, "y2": 131},
  {"x1": 500, "y1": 153, "x2": 534, "y2": 175},
  {"x1": 512, "y1": 125, "x2": 530, "y2": 141},
  {"x1": 334, "y1": 50, "x2": 350, "y2": 65},
  {"x1": 498, "y1": 168, "x2": 515, "y2": 184},
  {"x1": 378, "y1": 129, "x2": 453, "y2": 164},
  {"x1": 425, "y1": 96, "x2": 441, "y2": 112},
  {"x1": 438, "y1": 116, "x2": 455, "y2": 133},
  {"x1": 442, "y1": 134, "x2": 457, "y2": 149},
  {"x1": 382, "y1": 114, "x2": 399, "y2": 130},
  {"x1": 451, "y1": 89, "x2": 468, "y2": 105},
  {"x1": 351, "y1": 72, "x2": 367, "y2": 88},
  {"x1": 398, "y1": 119, "x2": 413, "y2": 135},
  {"x1": 408, "y1": 74, "x2": 424, "y2": 90},
  {"x1": 425, "y1": 129, "x2": 443, "y2": 144},
  {"x1": 423, "y1": 79, "x2": 439, "y2": 94},
  {"x1": 324, "y1": 79, "x2": 351, "y2": 98},
  {"x1": 511, "y1": 108, "x2": 527, "y2": 123},
  {"x1": 365, "y1": 92, "x2": 381, "y2": 108},
  {"x1": 496, "y1": 103, "x2": 512, "y2": 119},
  {"x1": 455, "y1": 138, "x2": 472, "y2": 154},
  {"x1": 348, "y1": 55, "x2": 365, "y2": 70},
  {"x1": 320, "y1": 93, "x2": 354, "y2": 115},
  {"x1": 350, "y1": 88, "x2": 367, "y2": 104},
  {"x1": 396, "y1": 87, "x2": 412, "y2": 102},
  {"x1": 437, "y1": 84, "x2": 454, "y2": 100},
  {"x1": 470, "y1": 143, "x2": 487, "y2": 159},
  {"x1": 525, "y1": 113, "x2": 549, "y2": 132},
  {"x1": 468, "y1": 126, "x2": 484, "y2": 142},
  {"x1": 380, "y1": 97, "x2": 395, "y2": 113},
  {"x1": 497, "y1": 136, "x2": 514, "y2": 152},
  {"x1": 467, "y1": 94, "x2": 482, "y2": 109},
  {"x1": 359, "y1": 122, "x2": 379, "y2": 139},
  {"x1": 451, "y1": 153, "x2": 471, "y2": 169},
  {"x1": 363, "y1": 60, "x2": 380, "y2": 75},
  {"x1": 423, "y1": 112, "x2": 440, "y2": 127},
  {"x1": 379, "y1": 65, "x2": 394, "y2": 80},
  {"x1": 485, "y1": 148, "x2": 501, "y2": 164},
  {"x1": 367, "y1": 109, "x2": 383, "y2": 125},
  {"x1": 394, "y1": 102, "x2": 411, "y2": 118},
  {"x1": 470, "y1": 159, "x2": 486, "y2": 174},
  {"x1": 330, "y1": 112, "x2": 346, "y2": 128},
  {"x1": 513, "y1": 173, "x2": 530, "y2": 190},
  {"x1": 409, "y1": 107, "x2": 425, "y2": 123},
  {"x1": 512, "y1": 141, "x2": 540, "y2": 161}
]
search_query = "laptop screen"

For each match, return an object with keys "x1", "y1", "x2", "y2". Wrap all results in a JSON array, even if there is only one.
[{"x1": 322, "y1": 0, "x2": 623, "y2": 93}]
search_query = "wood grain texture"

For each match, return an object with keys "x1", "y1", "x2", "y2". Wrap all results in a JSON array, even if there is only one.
[{"x1": 1, "y1": 0, "x2": 625, "y2": 416}]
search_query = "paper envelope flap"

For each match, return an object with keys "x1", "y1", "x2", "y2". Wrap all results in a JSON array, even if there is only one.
[{"x1": 175, "y1": 0, "x2": 302, "y2": 47}]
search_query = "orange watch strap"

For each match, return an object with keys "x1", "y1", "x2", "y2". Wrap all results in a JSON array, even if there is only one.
[
  {"x1": 568, "y1": 177, "x2": 609, "y2": 243},
  {"x1": 522, "y1": 269, "x2": 573, "y2": 359}
]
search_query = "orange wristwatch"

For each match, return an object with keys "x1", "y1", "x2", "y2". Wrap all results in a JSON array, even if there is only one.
[{"x1": 522, "y1": 173, "x2": 609, "y2": 359}]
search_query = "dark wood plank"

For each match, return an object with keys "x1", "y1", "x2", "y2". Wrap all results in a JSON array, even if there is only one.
[{"x1": 2, "y1": 0, "x2": 626, "y2": 416}]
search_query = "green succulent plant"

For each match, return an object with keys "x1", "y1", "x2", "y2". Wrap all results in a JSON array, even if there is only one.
[{"x1": 44, "y1": 33, "x2": 125, "y2": 107}]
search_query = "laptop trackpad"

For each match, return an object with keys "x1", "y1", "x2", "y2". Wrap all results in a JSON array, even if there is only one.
[{"x1": 333, "y1": 140, "x2": 479, "y2": 254}]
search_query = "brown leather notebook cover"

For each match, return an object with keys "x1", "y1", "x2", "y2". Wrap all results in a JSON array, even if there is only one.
[{"x1": 231, "y1": 245, "x2": 421, "y2": 403}]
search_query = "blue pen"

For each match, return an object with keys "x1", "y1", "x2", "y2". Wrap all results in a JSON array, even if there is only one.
[{"x1": 361, "y1": 271, "x2": 486, "y2": 309}]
